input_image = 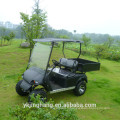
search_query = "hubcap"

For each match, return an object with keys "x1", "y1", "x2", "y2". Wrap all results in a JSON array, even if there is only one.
[{"x1": 79, "y1": 85, "x2": 85, "y2": 94}]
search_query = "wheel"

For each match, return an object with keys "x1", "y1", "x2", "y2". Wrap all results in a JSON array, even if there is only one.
[
  {"x1": 16, "y1": 80, "x2": 29, "y2": 96},
  {"x1": 28, "y1": 89, "x2": 47, "y2": 103},
  {"x1": 74, "y1": 81, "x2": 86, "y2": 96}
]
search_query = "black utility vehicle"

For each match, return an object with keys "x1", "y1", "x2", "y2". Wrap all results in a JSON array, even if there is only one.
[{"x1": 16, "y1": 38, "x2": 100, "y2": 102}]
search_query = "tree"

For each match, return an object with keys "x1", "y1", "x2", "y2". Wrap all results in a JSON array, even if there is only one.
[
  {"x1": 1, "y1": 32, "x2": 15, "y2": 45},
  {"x1": 81, "y1": 34, "x2": 91, "y2": 49},
  {"x1": 9, "y1": 32, "x2": 15, "y2": 39},
  {"x1": 59, "y1": 35, "x2": 69, "y2": 39},
  {"x1": 9, "y1": 32, "x2": 15, "y2": 44},
  {"x1": 0, "y1": 27, "x2": 6, "y2": 46},
  {"x1": 3, "y1": 36, "x2": 10, "y2": 43},
  {"x1": 94, "y1": 45, "x2": 106, "y2": 62},
  {"x1": 20, "y1": 0, "x2": 47, "y2": 49},
  {"x1": 104, "y1": 36, "x2": 114, "y2": 48},
  {"x1": 73, "y1": 30, "x2": 76, "y2": 34},
  {"x1": 117, "y1": 40, "x2": 120, "y2": 46}
]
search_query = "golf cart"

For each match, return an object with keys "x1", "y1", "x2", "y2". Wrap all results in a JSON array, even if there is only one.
[{"x1": 16, "y1": 38, "x2": 100, "y2": 102}]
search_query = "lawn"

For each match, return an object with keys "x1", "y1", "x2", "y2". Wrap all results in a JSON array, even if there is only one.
[{"x1": 0, "y1": 40, "x2": 120, "y2": 120}]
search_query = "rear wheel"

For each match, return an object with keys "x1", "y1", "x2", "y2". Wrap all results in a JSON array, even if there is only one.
[
  {"x1": 16, "y1": 80, "x2": 29, "y2": 96},
  {"x1": 74, "y1": 81, "x2": 86, "y2": 96},
  {"x1": 28, "y1": 89, "x2": 47, "y2": 103}
]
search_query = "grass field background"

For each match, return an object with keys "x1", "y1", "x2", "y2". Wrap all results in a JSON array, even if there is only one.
[{"x1": 0, "y1": 40, "x2": 120, "y2": 120}]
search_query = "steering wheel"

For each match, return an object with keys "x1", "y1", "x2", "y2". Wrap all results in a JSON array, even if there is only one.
[{"x1": 52, "y1": 59, "x2": 60, "y2": 66}]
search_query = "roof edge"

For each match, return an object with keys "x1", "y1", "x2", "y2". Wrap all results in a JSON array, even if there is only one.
[{"x1": 33, "y1": 38, "x2": 83, "y2": 43}]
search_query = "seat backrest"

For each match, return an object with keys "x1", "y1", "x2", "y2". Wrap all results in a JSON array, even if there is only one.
[{"x1": 59, "y1": 58, "x2": 78, "y2": 68}]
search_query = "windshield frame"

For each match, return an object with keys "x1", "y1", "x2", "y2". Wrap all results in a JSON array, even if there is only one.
[
  {"x1": 26, "y1": 42, "x2": 54, "y2": 71},
  {"x1": 44, "y1": 42, "x2": 54, "y2": 76}
]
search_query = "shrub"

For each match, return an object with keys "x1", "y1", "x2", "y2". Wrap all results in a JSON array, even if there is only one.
[
  {"x1": 111, "y1": 53, "x2": 120, "y2": 61},
  {"x1": 9, "y1": 94, "x2": 78, "y2": 120},
  {"x1": 92, "y1": 45, "x2": 106, "y2": 62}
]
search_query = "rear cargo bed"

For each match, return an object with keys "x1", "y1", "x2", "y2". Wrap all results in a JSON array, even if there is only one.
[{"x1": 72, "y1": 58, "x2": 100, "y2": 72}]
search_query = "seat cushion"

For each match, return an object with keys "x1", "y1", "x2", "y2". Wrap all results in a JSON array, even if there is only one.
[{"x1": 59, "y1": 58, "x2": 78, "y2": 68}]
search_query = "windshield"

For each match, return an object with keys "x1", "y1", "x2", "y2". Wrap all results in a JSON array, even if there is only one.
[{"x1": 29, "y1": 43, "x2": 51, "y2": 70}]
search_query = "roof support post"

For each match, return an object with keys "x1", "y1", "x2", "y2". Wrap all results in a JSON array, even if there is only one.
[
  {"x1": 77, "y1": 43, "x2": 81, "y2": 58},
  {"x1": 62, "y1": 42, "x2": 66, "y2": 58}
]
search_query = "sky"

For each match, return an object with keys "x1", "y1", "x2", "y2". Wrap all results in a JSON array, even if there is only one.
[{"x1": 0, "y1": 0, "x2": 120, "y2": 35}]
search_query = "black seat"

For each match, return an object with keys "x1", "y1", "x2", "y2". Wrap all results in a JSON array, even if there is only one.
[{"x1": 59, "y1": 58, "x2": 78, "y2": 69}]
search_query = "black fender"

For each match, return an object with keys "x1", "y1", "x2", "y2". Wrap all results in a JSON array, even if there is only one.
[{"x1": 76, "y1": 74, "x2": 88, "y2": 85}]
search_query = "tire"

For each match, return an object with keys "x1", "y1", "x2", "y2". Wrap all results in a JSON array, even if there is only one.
[
  {"x1": 16, "y1": 80, "x2": 29, "y2": 96},
  {"x1": 28, "y1": 89, "x2": 47, "y2": 103},
  {"x1": 74, "y1": 81, "x2": 86, "y2": 96}
]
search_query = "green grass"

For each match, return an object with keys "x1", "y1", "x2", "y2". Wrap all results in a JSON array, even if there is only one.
[{"x1": 0, "y1": 40, "x2": 120, "y2": 120}]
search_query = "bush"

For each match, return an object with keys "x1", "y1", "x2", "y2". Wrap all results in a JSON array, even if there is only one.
[
  {"x1": 94, "y1": 45, "x2": 107, "y2": 62},
  {"x1": 9, "y1": 94, "x2": 78, "y2": 120},
  {"x1": 111, "y1": 53, "x2": 120, "y2": 61}
]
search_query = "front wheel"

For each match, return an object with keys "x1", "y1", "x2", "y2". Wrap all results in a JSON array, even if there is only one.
[
  {"x1": 28, "y1": 89, "x2": 47, "y2": 103},
  {"x1": 16, "y1": 80, "x2": 29, "y2": 96},
  {"x1": 74, "y1": 81, "x2": 86, "y2": 96}
]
